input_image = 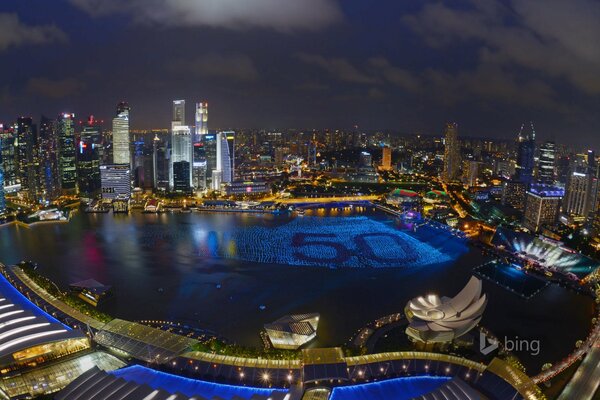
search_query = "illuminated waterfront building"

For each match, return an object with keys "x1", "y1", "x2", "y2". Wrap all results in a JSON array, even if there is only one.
[
  {"x1": 100, "y1": 164, "x2": 131, "y2": 200},
  {"x1": 15, "y1": 117, "x2": 39, "y2": 201},
  {"x1": 194, "y1": 102, "x2": 207, "y2": 142},
  {"x1": 170, "y1": 125, "x2": 192, "y2": 191},
  {"x1": 523, "y1": 184, "x2": 564, "y2": 232},
  {"x1": 77, "y1": 116, "x2": 102, "y2": 198},
  {"x1": 172, "y1": 161, "x2": 191, "y2": 194},
  {"x1": 192, "y1": 142, "x2": 207, "y2": 189},
  {"x1": 112, "y1": 102, "x2": 130, "y2": 165},
  {"x1": 172, "y1": 99, "x2": 185, "y2": 129},
  {"x1": 38, "y1": 116, "x2": 60, "y2": 200},
  {"x1": 202, "y1": 133, "x2": 217, "y2": 189},
  {"x1": 0, "y1": 151, "x2": 4, "y2": 213},
  {"x1": 442, "y1": 122, "x2": 460, "y2": 182},
  {"x1": 405, "y1": 277, "x2": 487, "y2": 343},
  {"x1": 264, "y1": 313, "x2": 320, "y2": 350},
  {"x1": 214, "y1": 131, "x2": 234, "y2": 190},
  {"x1": 0, "y1": 127, "x2": 18, "y2": 194},
  {"x1": 57, "y1": 113, "x2": 77, "y2": 194}
]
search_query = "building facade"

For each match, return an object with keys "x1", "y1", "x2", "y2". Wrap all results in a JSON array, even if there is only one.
[
  {"x1": 100, "y1": 164, "x2": 131, "y2": 200},
  {"x1": 57, "y1": 113, "x2": 77, "y2": 194},
  {"x1": 523, "y1": 185, "x2": 564, "y2": 232},
  {"x1": 112, "y1": 102, "x2": 130, "y2": 165},
  {"x1": 442, "y1": 122, "x2": 460, "y2": 182}
]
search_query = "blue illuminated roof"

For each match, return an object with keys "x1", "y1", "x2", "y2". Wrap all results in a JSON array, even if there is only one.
[
  {"x1": 528, "y1": 184, "x2": 564, "y2": 198},
  {"x1": 330, "y1": 376, "x2": 451, "y2": 400}
]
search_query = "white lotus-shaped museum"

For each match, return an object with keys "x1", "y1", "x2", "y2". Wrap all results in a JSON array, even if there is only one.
[{"x1": 405, "y1": 276, "x2": 487, "y2": 343}]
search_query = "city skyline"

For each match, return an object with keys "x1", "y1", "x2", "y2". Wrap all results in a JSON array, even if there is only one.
[{"x1": 1, "y1": 1, "x2": 600, "y2": 146}]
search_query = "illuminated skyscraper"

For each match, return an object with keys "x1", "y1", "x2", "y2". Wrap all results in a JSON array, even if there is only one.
[
  {"x1": 112, "y1": 102, "x2": 130, "y2": 165},
  {"x1": 537, "y1": 141, "x2": 555, "y2": 183},
  {"x1": 15, "y1": 117, "x2": 39, "y2": 201},
  {"x1": 381, "y1": 146, "x2": 392, "y2": 170},
  {"x1": 203, "y1": 133, "x2": 217, "y2": 189},
  {"x1": 192, "y1": 102, "x2": 208, "y2": 189},
  {"x1": 442, "y1": 122, "x2": 460, "y2": 182},
  {"x1": 213, "y1": 131, "x2": 234, "y2": 190},
  {"x1": 515, "y1": 122, "x2": 536, "y2": 185},
  {"x1": 57, "y1": 113, "x2": 77, "y2": 194},
  {"x1": 194, "y1": 102, "x2": 208, "y2": 143},
  {"x1": 170, "y1": 125, "x2": 192, "y2": 190},
  {"x1": 0, "y1": 127, "x2": 4, "y2": 213},
  {"x1": 523, "y1": 184, "x2": 563, "y2": 232},
  {"x1": 77, "y1": 116, "x2": 102, "y2": 198},
  {"x1": 565, "y1": 171, "x2": 598, "y2": 220},
  {"x1": 100, "y1": 164, "x2": 131, "y2": 200},
  {"x1": 38, "y1": 116, "x2": 60, "y2": 201},
  {"x1": 172, "y1": 100, "x2": 185, "y2": 129}
]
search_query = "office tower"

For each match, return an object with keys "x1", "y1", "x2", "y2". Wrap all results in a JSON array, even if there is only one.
[
  {"x1": 514, "y1": 122, "x2": 536, "y2": 185},
  {"x1": 501, "y1": 180, "x2": 527, "y2": 211},
  {"x1": 381, "y1": 146, "x2": 392, "y2": 170},
  {"x1": 172, "y1": 161, "x2": 191, "y2": 193},
  {"x1": 442, "y1": 122, "x2": 460, "y2": 182},
  {"x1": 172, "y1": 100, "x2": 185, "y2": 129},
  {"x1": 523, "y1": 184, "x2": 564, "y2": 232},
  {"x1": 38, "y1": 116, "x2": 60, "y2": 201},
  {"x1": 170, "y1": 125, "x2": 192, "y2": 190},
  {"x1": 359, "y1": 151, "x2": 372, "y2": 168},
  {"x1": 192, "y1": 102, "x2": 208, "y2": 189},
  {"x1": 77, "y1": 116, "x2": 102, "y2": 198},
  {"x1": 100, "y1": 164, "x2": 131, "y2": 200},
  {"x1": 587, "y1": 150, "x2": 596, "y2": 174},
  {"x1": 112, "y1": 101, "x2": 130, "y2": 165},
  {"x1": 462, "y1": 160, "x2": 480, "y2": 187},
  {"x1": 15, "y1": 117, "x2": 39, "y2": 201},
  {"x1": 194, "y1": 102, "x2": 208, "y2": 143},
  {"x1": 0, "y1": 127, "x2": 17, "y2": 193},
  {"x1": 0, "y1": 126, "x2": 4, "y2": 213},
  {"x1": 537, "y1": 141, "x2": 555, "y2": 183},
  {"x1": 203, "y1": 133, "x2": 217, "y2": 189},
  {"x1": 214, "y1": 131, "x2": 234, "y2": 190},
  {"x1": 564, "y1": 171, "x2": 598, "y2": 220},
  {"x1": 57, "y1": 113, "x2": 77, "y2": 194}
]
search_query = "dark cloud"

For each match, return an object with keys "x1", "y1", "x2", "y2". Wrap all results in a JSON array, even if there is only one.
[
  {"x1": 26, "y1": 77, "x2": 85, "y2": 99},
  {"x1": 69, "y1": 0, "x2": 343, "y2": 32},
  {"x1": 404, "y1": 0, "x2": 600, "y2": 94},
  {"x1": 169, "y1": 54, "x2": 259, "y2": 82},
  {"x1": 0, "y1": 13, "x2": 66, "y2": 51},
  {"x1": 295, "y1": 53, "x2": 380, "y2": 84}
]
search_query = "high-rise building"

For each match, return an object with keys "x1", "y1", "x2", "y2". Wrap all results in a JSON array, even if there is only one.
[
  {"x1": 501, "y1": 180, "x2": 527, "y2": 211},
  {"x1": 203, "y1": 133, "x2": 217, "y2": 189},
  {"x1": 194, "y1": 102, "x2": 207, "y2": 143},
  {"x1": 537, "y1": 141, "x2": 555, "y2": 183},
  {"x1": 57, "y1": 113, "x2": 77, "y2": 194},
  {"x1": 152, "y1": 134, "x2": 169, "y2": 191},
  {"x1": 523, "y1": 184, "x2": 564, "y2": 232},
  {"x1": 38, "y1": 116, "x2": 60, "y2": 201},
  {"x1": 462, "y1": 160, "x2": 480, "y2": 187},
  {"x1": 192, "y1": 142, "x2": 207, "y2": 190},
  {"x1": 442, "y1": 122, "x2": 460, "y2": 182},
  {"x1": 172, "y1": 161, "x2": 191, "y2": 193},
  {"x1": 214, "y1": 131, "x2": 234, "y2": 190},
  {"x1": 0, "y1": 127, "x2": 17, "y2": 194},
  {"x1": 77, "y1": 116, "x2": 102, "y2": 198},
  {"x1": 0, "y1": 126, "x2": 4, "y2": 213},
  {"x1": 381, "y1": 146, "x2": 392, "y2": 170},
  {"x1": 100, "y1": 164, "x2": 131, "y2": 200},
  {"x1": 564, "y1": 171, "x2": 598, "y2": 220},
  {"x1": 172, "y1": 100, "x2": 185, "y2": 129},
  {"x1": 16, "y1": 117, "x2": 39, "y2": 201},
  {"x1": 515, "y1": 122, "x2": 536, "y2": 185},
  {"x1": 112, "y1": 102, "x2": 130, "y2": 165},
  {"x1": 359, "y1": 151, "x2": 372, "y2": 168},
  {"x1": 170, "y1": 125, "x2": 192, "y2": 190}
]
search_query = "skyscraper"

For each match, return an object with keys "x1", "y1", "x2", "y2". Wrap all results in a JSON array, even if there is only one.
[
  {"x1": 381, "y1": 146, "x2": 392, "y2": 170},
  {"x1": 192, "y1": 102, "x2": 208, "y2": 190},
  {"x1": 214, "y1": 131, "x2": 235, "y2": 190},
  {"x1": 100, "y1": 164, "x2": 131, "y2": 200},
  {"x1": 194, "y1": 102, "x2": 208, "y2": 143},
  {"x1": 203, "y1": 133, "x2": 218, "y2": 189},
  {"x1": 170, "y1": 125, "x2": 192, "y2": 190},
  {"x1": 515, "y1": 122, "x2": 536, "y2": 185},
  {"x1": 0, "y1": 127, "x2": 4, "y2": 213},
  {"x1": 172, "y1": 100, "x2": 185, "y2": 129},
  {"x1": 112, "y1": 102, "x2": 130, "y2": 165},
  {"x1": 15, "y1": 117, "x2": 39, "y2": 201},
  {"x1": 564, "y1": 171, "x2": 598, "y2": 220},
  {"x1": 57, "y1": 113, "x2": 77, "y2": 194},
  {"x1": 523, "y1": 184, "x2": 563, "y2": 232},
  {"x1": 442, "y1": 122, "x2": 460, "y2": 182},
  {"x1": 537, "y1": 141, "x2": 555, "y2": 183},
  {"x1": 77, "y1": 116, "x2": 102, "y2": 198},
  {"x1": 38, "y1": 116, "x2": 60, "y2": 201}
]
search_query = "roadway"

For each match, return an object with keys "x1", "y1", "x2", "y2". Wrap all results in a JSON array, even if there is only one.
[{"x1": 557, "y1": 339, "x2": 600, "y2": 400}]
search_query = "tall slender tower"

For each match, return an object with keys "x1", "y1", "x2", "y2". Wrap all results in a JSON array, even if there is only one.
[
  {"x1": 172, "y1": 100, "x2": 185, "y2": 129},
  {"x1": 112, "y1": 101, "x2": 130, "y2": 165},
  {"x1": 442, "y1": 122, "x2": 460, "y2": 182},
  {"x1": 194, "y1": 102, "x2": 208, "y2": 143},
  {"x1": 515, "y1": 122, "x2": 536, "y2": 185},
  {"x1": 57, "y1": 113, "x2": 77, "y2": 194}
]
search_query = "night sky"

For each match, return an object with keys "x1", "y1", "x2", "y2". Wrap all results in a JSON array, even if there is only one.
[{"x1": 1, "y1": 0, "x2": 599, "y2": 145}]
